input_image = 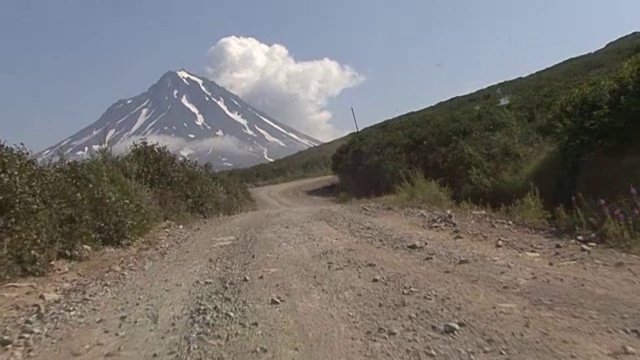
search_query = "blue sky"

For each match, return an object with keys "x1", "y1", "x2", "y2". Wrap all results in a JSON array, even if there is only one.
[{"x1": 1, "y1": 0, "x2": 639, "y2": 151}]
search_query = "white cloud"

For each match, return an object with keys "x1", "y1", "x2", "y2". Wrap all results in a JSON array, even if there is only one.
[{"x1": 204, "y1": 36, "x2": 364, "y2": 142}]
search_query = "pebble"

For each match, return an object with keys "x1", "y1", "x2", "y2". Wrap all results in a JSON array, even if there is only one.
[
  {"x1": 443, "y1": 322, "x2": 460, "y2": 334},
  {"x1": 255, "y1": 345, "x2": 268, "y2": 353},
  {"x1": 426, "y1": 348, "x2": 437, "y2": 357},
  {"x1": 496, "y1": 239, "x2": 504, "y2": 248},
  {"x1": 270, "y1": 297, "x2": 282, "y2": 305},
  {"x1": 402, "y1": 288, "x2": 418, "y2": 295},
  {"x1": 372, "y1": 276, "x2": 382, "y2": 283},
  {"x1": 243, "y1": 276, "x2": 250, "y2": 282},
  {"x1": 623, "y1": 345, "x2": 636, "y2": 355},
  {"x1": 458, "y1": 258, "x2": 470, "y2": 265},
  {"x1": 407, "y1": 242, "x2": 424, "y2": 249},
  {"x1": 40, "y1": 293, "x2": 61, "y2": 302},
  {"x1": 0, "y1": 336, "x2": 12, "y2": 347},
  {"x1": 580, "y1": 245, "x2": 591, "y2": 253}
]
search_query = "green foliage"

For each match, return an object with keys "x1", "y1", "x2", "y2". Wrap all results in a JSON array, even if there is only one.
[
  {"x1": 393, "y1": 172, "x2": 453, "y2": 208},
  {"x1": 328, "y1": 32, "x2": 640, "y2": 249},
  {"x1": 225, "y1": 137, "x2": 349, "y2": 186},
  {"x1": 499, "y1": 186, "x2": 550, "y2": 227},
  {"x1": 332, "y1": 33, "x2": 640, "y2": 212},
  {"x1": 555, "y1": 190, "x2": 640, "y2": 251},
  {"x1": 0, "y1": 141, "x2": 253, "y2": 279}
]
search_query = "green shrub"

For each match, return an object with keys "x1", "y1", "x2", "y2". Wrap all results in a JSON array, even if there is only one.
[
  {"x1": 393, "y1": 172, "x2": 453, "y2": 208},
  {"x1": 0, "y1": 144, "x2": 57, "y2": 276},
  {"x1": 0, "y1": 141, "x2": 254, "y2": 279},
  {"x1": 500, "y1": 186, "x2": 550, "y2": 227}
]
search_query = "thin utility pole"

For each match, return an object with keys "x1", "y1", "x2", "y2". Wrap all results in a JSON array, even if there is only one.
[{"x1": 351, "y1": 107, "x2": 360, "y2": 133}]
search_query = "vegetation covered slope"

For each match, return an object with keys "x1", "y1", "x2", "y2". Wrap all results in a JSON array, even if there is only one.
[
  {"x1": 224, "y1": 137, "x2": 349, "y2": 186},
  {"x1": 0, "y1": 142, "x2": 253, "y2": 279},
  {"x1": 332, "y1": 32, "x2": 640, "y2": 209}
]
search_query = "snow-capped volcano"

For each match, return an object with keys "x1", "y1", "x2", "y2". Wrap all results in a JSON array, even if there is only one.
[{"x1": 38, "y1": 69, "x2": 321, "y2": 168}]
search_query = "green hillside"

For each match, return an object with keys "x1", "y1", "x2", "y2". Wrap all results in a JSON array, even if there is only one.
[
  {"x1": 231, "y1": 32, "x2": 640, "y2": 195},
  {"x1": 332, "y1": 32, "x2": 640, "y2": 207},
  {"x1": 224, "y1": 137, "x2": 349, "y2": 186}
]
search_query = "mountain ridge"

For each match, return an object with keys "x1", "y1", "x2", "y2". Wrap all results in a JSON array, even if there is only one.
[{"x1": 38, "y1": 69, "x2": 320, "y2": 169}]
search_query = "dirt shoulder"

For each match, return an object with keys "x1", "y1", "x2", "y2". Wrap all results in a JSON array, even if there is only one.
[{"x1": 1, "y1": 176, "x2": 639, "y2": 359}]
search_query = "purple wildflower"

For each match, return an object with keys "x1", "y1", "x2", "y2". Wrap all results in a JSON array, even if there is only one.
[
  {"x1": 614, "y1": 209, "x2": 625, "y2": 222},
  {"x1": 598, "y1": 199, "x2": 606, "y2": 207},
  {"x1": 631, "y1": 186, "x2": 638, "y2": 197},
  {"x1": 634, "y1": 208, "x2": 640, "y2": 218}
]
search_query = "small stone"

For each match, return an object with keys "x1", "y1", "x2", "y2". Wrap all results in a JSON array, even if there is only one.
[
  {"x1": 524, "y1": 252, "x2": 540, "y2": 258},
  {"x1": 388, "y1": 328, "x2": 398, "y2": 336},
  {"x1": 243, "y1": 276, "x2": 250, "y2": 282},
  {"x1": 580, "y1": 244, "x2": 591, "y2": 253},
  {"x1": 623, "y1": 345, "x2": 636, "y2": 355},
  {"x1": 270, "y1": 297, "x2": 282, "y2": 305},
  {"x1": 496, "y1": 240, "x2": 504, "y2": 248},
  {"x1": 402, "y1": 288, "x2": 418, "y2": 295},
  {"x1": 555, "y1": 243, "x2": 563, "y2": 249},
  {"x1": 204, "y1": 279, "x2": 214, "y2": 285},
  {"x1": 4, "y1": 282, "x2": 37, "y2": 289},
  {"x1": 255, "y1": 345, "x2": 268, "y2": 353},
  {"x1": 21, "y1": 326, "x2": 37, "y2": 335},
  {"x1": 426, "y1": 348, "x2": 437, "y2": 357},
  {"x1": 0, "y1": 336, "x2": 12, "y2": 347},
  {"x1": 40, "y1": 293, "x2": 61, "y2": 302},
  {"x1": 372, "y1": 276, "x2": 382, "y2": 283},
  {"x1": 407, "y1": 242, "x2": 424, "y2": 250},
  {"x1": 458, "y1": 258, "x2": 470, "y2": 265},
  {"x1": 443, "y1": 322, "x2": 460, "y2": 334}
]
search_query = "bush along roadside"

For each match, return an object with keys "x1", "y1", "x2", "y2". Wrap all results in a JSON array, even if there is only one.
[
  {"x1": 374, "y1": 172, "x2": 639, "y2": 251},
  {"x1": 0, "y1": 141, "x2": 254, "y2": 279},
  {"x1": 554, "y1": 187, "x2": 640, "y2": 251}
]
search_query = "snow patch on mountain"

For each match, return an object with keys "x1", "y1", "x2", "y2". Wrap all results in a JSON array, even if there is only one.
[{"x1": 38, "y1": 69, "x2": 321, "y2": 169}]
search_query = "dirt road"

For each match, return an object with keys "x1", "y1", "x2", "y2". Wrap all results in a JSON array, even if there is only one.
[{"x1": 2, "y1": 176, "x2": 640, "y2": 359}]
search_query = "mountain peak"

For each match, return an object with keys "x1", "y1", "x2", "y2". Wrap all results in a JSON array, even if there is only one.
[{"x1": 38, "y1": 69, "x2": 321, "y2": 169}]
